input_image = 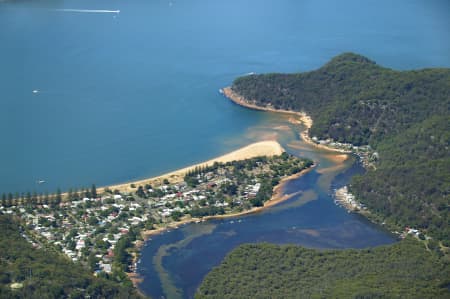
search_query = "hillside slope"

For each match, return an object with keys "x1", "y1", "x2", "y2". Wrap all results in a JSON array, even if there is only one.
[
  {"x1": 196, "y1": 241, "x2": 450, "y2": 299},
  {"x1": 230, "y1": 53, "x2": 450, "y2": 246}
]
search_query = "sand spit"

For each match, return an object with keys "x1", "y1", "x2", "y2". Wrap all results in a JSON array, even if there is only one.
[{"x1": 98, "y1": 141, "x2": 284, "y2": 194}]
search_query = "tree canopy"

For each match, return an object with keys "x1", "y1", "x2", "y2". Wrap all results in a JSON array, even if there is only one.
[{"x1": 196, "y1": 240, "x2": 450, "y2": 299}]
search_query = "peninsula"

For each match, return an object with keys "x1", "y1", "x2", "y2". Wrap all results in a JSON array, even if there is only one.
[
  {"x1": 0, "y1": 141, "x2": 314, "y2": 297},
  {"x1": 223, "y1": 53, "x2": 450, "y2": 249}
]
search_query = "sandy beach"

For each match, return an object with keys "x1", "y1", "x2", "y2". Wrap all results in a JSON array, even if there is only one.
[{"x1": 97, "y1": 140, "x2": 284, "y2": 194}]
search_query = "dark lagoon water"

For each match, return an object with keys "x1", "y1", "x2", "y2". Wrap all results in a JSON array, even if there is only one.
[{"x1": 1, "y1": 0, "x2": 449, "y2": 298}]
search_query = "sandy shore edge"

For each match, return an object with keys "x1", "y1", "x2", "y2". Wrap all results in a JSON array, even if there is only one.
[
  {"x1": 96, "y1": 140, "x2": 284, "y2": 194},
  {"x1": 222, "y1": 87, "x2": 350, "y2": 154}
]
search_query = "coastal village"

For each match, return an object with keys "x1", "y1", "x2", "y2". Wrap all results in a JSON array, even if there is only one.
[
  {"x1": 309, "y1": 136, "x2": 379, "y2": 169},
  {"x1": 0, "y1": 152, "x2": 312, "y2": 279}
]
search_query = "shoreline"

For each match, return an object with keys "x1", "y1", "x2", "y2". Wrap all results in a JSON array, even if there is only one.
[
  {"x1": 128, "y1": 86, "x2": 345, "y2": 291},
  {"x1": 128, "y1": 164, "x2": 316, "y2": 289},
  {"x1": 94, "y1": 141, "x2": 284, "y2": 195},
  {"x1": 222, "y1": 87, "x2": 351, "y2": 154}
]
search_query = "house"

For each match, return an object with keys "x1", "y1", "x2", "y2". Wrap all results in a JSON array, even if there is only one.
[
  {"x1": 76, "y1": 239, "x2": 85, "y2": 250},
  {"x1": 100, "y1": 263, "x2": 112, "y2": 273}
]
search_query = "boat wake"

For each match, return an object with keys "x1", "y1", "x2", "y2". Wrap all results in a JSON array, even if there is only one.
[{"x1": 53, "y1": 9, "x2": 120, "y2": 14}]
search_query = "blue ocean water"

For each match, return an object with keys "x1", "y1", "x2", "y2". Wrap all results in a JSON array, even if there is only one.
[{"x1": 0, "y1": 0, "x2": 449, "y2": 193}]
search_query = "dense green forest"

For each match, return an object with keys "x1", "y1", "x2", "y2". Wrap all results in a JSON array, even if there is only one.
[
  {"x1": 231, "y1": 53, "x2": 450, "y2": 245},
  {"x1": 0, "y1": 215, "x2": 140, "y2": 298},
  {"x1": 196, "y1": 240, "x2": 450, "y2": 299}
]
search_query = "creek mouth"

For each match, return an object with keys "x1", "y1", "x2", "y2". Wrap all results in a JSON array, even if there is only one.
[{"x1": 136, "y1": 119, "x2": 396, "y2": 299}]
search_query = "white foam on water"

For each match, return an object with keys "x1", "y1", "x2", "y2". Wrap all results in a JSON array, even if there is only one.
[{"x1": 53, "y1": 9, "x2": 120, "y2": 14}]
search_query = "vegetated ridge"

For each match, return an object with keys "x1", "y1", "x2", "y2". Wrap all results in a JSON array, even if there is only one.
[{"x1": 196, "y1": 240, "x2": 450, "y2": 299}]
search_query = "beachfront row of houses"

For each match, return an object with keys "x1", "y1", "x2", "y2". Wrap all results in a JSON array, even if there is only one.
[
  {"x1": 334, "y1": 186, "x2": 366, "y2": 211},
  {"x1": 311, "y1": 137, "x2": 378, "y2": 169},
  {"x1": 333, "y1": 186, "x2": 429, "y2": 241}
]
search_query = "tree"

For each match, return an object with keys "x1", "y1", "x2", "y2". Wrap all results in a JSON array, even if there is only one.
[
  {"x1": 91, "y1": 184, "x2": 97, "y2": 199},
  {"x1": 171, "y1": 211, "x2": 184, "y2": 221},
  {"x1": 136, "y1": 186, "x2": 146, "y2": 198},
  {"x1": 88, "y1": 216, "x2": 98, "y2": 226},
  {"x1": 88, "y1": 252, "x2": 99, "y2": 272},
  {"x1": 55, "y1": 188, "x2": 62, "y2": 206}
]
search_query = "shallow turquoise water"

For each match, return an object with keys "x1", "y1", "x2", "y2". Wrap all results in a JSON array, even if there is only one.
[{"x1": 1, "y1": 0, "x2": 449, "y2": 193}]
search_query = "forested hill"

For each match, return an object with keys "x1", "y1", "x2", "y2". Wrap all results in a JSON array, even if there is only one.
[
  {"x1": 196, "y1": 241, "x2": 450, "y2": 299},
  {"x1": 232, "y1": 53, "x2": 449, "y2": 147},
  {"x1": 231, "y1": 53, "x2": 450, "y2": 247}
]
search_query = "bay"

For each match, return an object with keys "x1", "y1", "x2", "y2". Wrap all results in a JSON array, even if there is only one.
[{"x1": 0, "y1": 0, "x2": 449, "y2": 193}]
